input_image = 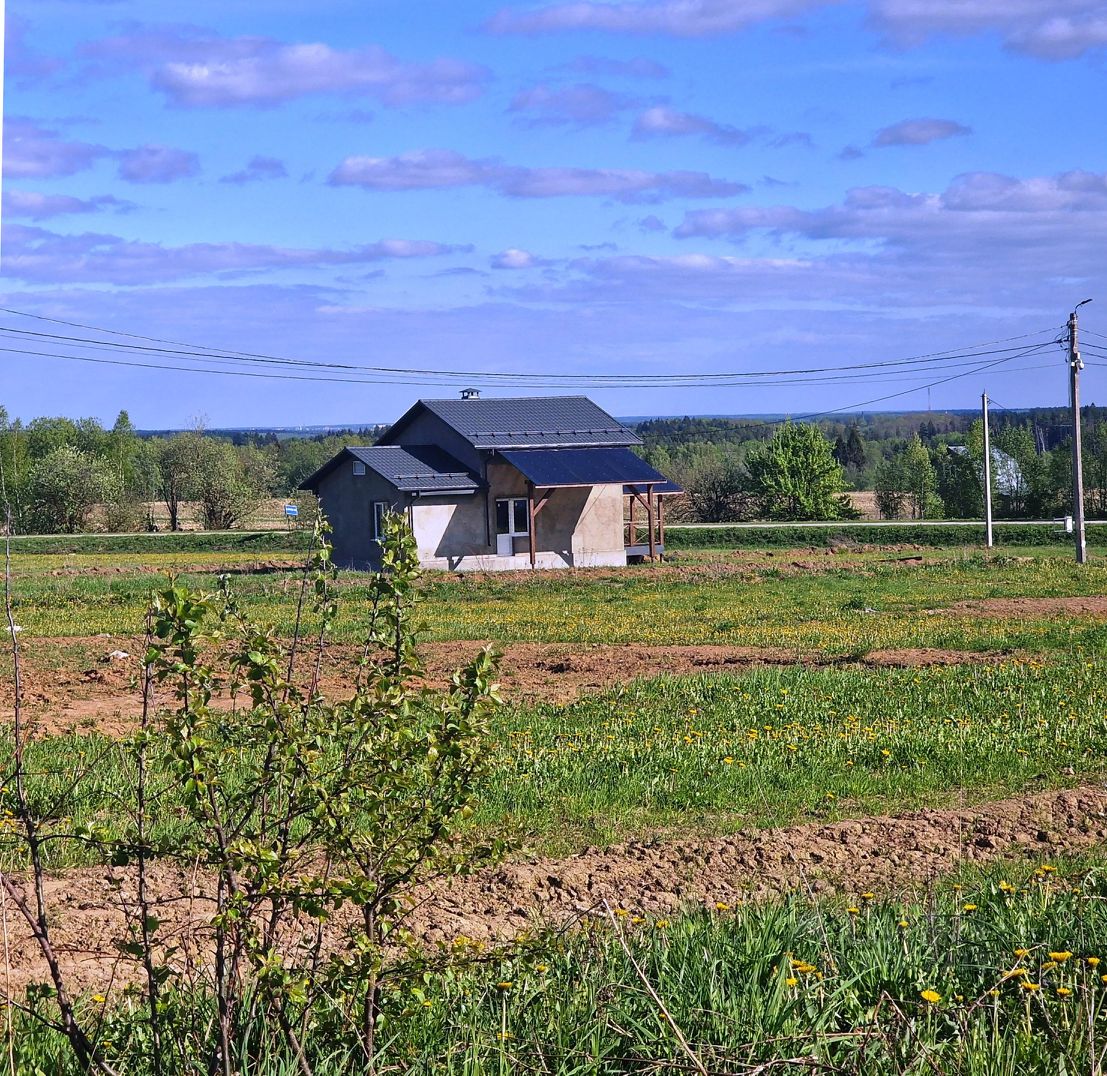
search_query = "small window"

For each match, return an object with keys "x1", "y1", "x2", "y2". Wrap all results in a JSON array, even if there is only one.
[
  {"x1": 495, "y1": 497, "x2": 529, "y2": 537},
  {"x1": 372, "y1": 501, "x2": 389, "y2": 540},
  {"x1": 352, "y1": 460, "x2": 366, "y2": 476}
]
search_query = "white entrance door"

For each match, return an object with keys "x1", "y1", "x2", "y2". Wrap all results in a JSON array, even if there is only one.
[{"x1": 495, "y1": 497, "x2": 529, "y2": 556}]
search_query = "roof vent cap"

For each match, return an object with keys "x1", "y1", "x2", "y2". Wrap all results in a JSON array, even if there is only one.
[{"x1": 460, "y1": 387, "x2": 480, "y2": 400}]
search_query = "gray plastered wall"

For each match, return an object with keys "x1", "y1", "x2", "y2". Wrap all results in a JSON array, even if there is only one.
[{"x1": 315, "y1": 456, "x2": 405, "y2": 568}]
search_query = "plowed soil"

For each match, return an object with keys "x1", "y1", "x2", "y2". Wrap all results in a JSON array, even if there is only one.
[
  {"x1": 4, "y1": 784, "x2": 1105, "y2": 995},
  {"x1": 940, "y1": 595, "x2": 1107, "y2": 618},
  {"x1": 2, "y1": 638, "x2": 1006, "y2": 737}
]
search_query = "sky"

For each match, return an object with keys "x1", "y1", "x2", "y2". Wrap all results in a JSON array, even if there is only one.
[{"x1": 2, "y1": 0, "x2": 1106, "y2": 427}]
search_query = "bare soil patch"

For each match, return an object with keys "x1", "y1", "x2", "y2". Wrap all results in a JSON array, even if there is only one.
[
  {"x1": 937, "y1": 595, "x2": 1107, "y2": 619},
  {"x1": 2, "y1": 638, "x2": 1006, "y2": 736},
  {"x1": 4, "y1": 784, "x2": 1105, "y2": 995}
]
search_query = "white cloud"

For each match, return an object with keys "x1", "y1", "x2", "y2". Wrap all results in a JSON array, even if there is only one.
[
  {"x1": 329, "y1": 149, "x2": 746, "y2": 201},
  {"x1": 632, "y1": 105, "x2": 755, "y2": 145},
  {"x1": 84, "y1": 28, "x2": 489, "y2": 107},
  {"x1": 872, "y1": 117, "x2": 971, "y2": 146},
  {"x1": 491, "y1": 248, "x2": 539, "y2": 269}
]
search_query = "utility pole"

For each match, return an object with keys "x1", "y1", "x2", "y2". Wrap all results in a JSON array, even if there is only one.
[
  {"x1": 1069, "y1": 301, "x2": 1091, "y2": 565},
  {"x1": 981, "y1": 392, "x2": 993, "y2": 549}
]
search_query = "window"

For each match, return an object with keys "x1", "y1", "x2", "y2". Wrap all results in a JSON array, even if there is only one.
[
  {"x1": 372, "y1": 501, "x2": 390, "y2": 540},
  {"x1": 495, "y1": 498, "x2": 529, "y2": 536},
  {"x1": 352, "y1": 460, "x2": 366, "y2": 476}
]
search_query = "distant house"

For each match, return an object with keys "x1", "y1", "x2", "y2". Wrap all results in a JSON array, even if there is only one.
[
  {"x1": 947, "y1": 445, "x2": 1024, "y2": 497},
  {"x1": 299, "y1": 394, "x2": 681, "y2": 571}
]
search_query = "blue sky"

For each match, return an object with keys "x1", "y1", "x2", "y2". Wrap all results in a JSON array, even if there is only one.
[{"x1": 3, "y1": 0, "x2": 1106, "y2": 426}]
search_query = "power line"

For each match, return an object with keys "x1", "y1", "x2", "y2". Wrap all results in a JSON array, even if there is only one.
[{"x1": 0, "y1": 305, "x2": 1066, "y2": 386}]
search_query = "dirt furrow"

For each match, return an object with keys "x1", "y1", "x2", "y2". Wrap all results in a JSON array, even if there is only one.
[{"x1": 4, "y1": 784, "x2": 1105, "y2": 995}]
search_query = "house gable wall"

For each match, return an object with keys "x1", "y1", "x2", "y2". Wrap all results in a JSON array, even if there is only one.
[
  {"x1": 314, "y1": 457, "x2": 404, "y2": 568},
  {"x1": 383, "y1": 410, "x2": 483, "y2": 474}
]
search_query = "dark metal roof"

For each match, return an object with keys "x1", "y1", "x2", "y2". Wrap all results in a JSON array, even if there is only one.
[
  {"x1": 299, "y1": 445, "x2": 479, "y2": 494},
  {"x1": 499, "y1": 447, "x2": 670, "y2": 488},
  {"x1": 382, "y1": 396, "x2": 641, "y2": 450},
  {"x1": 625, "y1": 480, "x2": 684, "y2": 496}
]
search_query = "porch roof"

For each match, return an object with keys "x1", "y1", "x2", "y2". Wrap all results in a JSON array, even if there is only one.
[{"x1": 498, "y1": 446, "x2": 670, "y2": 489}]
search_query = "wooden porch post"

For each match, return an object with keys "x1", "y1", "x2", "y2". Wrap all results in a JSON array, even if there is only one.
[
  {"x1": 647, "y1": 484, "x2": 656, "y2": 561},
  {"x1": 628, "y1": 492, "x2": 636, "y2": 548},
  {"x1": 527, "y1": 482, "x2": 537, "y2": 568},
  {"x1": 658, "y1": 495, "x2": 665, "y2": 553}
]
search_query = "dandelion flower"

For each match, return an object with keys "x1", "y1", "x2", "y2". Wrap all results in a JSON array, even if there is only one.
[
  {"x1": 920, "y1": 989, "x2": 941, "y2": 1004},
  {"x1": 1057, "y1": 987, "x2": 1073, "y2": 997},
  {"x1": 496, "y1": 981, "x2": 513, "y2": 990},
  {"x1": 1087, "y1": 957, "x2": 1100, "y2": 968},
  {"x1": 1020, "y1": 982, "x2": 1041, "y2": 992},
  {"x1": 786, "y1": 977, "x2": 798, "y2": 987},
  {"x1": 1049, "y1": 951, "x2": 1073, "y2": 963},
  {"x1": 1014, "y1": 948, "x2": 1030, "y2": 958},
  {"x1": 962, "y1": 903, "x2": 978, "y2": 913}
]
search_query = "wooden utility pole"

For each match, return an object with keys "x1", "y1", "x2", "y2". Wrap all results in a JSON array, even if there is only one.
[
  {"x1": 981, "y1": 393, "x2": 993, "y2": 549},
  {"x1": 1069, "y1": 302, "x2": 1091, "y2": 565}
]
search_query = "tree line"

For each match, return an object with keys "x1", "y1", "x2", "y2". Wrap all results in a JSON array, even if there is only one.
[
  {"x1": 639, "y1": 409, "x2": 1107, "y2": 522},
  {"x1": 0, "y1": 408, "x2": 381, "y2": 534}
]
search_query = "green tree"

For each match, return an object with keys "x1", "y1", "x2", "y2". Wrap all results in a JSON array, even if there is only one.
[
  {"x1": 845, "y1": 425, "x2": 867, "y2": 469},
  {"x1": 683, "y1": 451, "x2": 752, "y2": 522},
  {"x1": 902, "y1": 434, "x2": 941, "y2": 519},
  {"x1": 935, "y1": 449, "x2": 982, "y2": 519},
  {"x1": 873, "y1": 456, "x2": 909, "y2": 519},
  {"x1": 745, "y1": 422, "x2": 849, "y2": 521},
  {"x1": 1084, "y1": 424, "x2": 1107, "y2": 517},
  {"x1": 24, "y1": 445, "x2": 118, "y2": 533},
  {"x1": 155, "y1": 433, "x2": 200, "y2": 531},
  {"x1": 191, "y1": 438, "x2": 273, "y2": 529},
  {"x1": 108, "y1": 409, "x2": 140, "y2": 488}
]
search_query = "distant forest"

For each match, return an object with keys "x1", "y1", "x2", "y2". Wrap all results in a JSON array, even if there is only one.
[{"x1": 3, "y1": 404, "x2": 1106, "y2": 533}]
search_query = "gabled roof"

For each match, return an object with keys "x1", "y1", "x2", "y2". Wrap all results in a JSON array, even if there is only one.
[
  {"x1": 299, "y1": 445, "x2": 479, "y2": 494},
  {"x1": 499, "y1": 447, "x2": 671, "y2": 489},
  {"x1": 378, "y1": 395, "x2": 641, "y2": 450}
]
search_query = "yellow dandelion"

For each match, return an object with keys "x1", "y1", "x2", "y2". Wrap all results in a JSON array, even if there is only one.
[
  {"x1": 1087, "y1": 957, "x2": 1100, "y2": 968},
  {"x1": 846, "y1": 907, "x2": 860, "y2": 916},
  {"x1": 1049, "y1": 951, "x2": 1073, "y2": 963},
  {"x1": 962, "y1": 903, "x2": 978, "y2": 912},
  {"x1": 1014, "y1": 948, "x2": 1030, "y2": 958},
  {"x1": 1057, "y1": 987, "x2": 1073, "y2": 997},
  {"x1": 1020, "y1": 982, "x2": 1041, "y2": 992},
  {"x1": 496, "y1": 981, "x2": 513, "y2": 990},
  {"x1": 920, "y1": 989, "x2": 941, "y2": 1004},
  {"x1": 785, "y1": 977, "x2": 798, "y2": 987}
]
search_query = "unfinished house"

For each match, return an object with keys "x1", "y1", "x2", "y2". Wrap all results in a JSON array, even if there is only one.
[{"x1": 299, "y1": 393, "x2": 681, "y2": 570}]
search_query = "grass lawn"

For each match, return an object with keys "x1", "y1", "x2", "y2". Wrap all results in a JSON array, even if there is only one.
[{"x1": 5, "y1": 546, "x2": 1107, "y2": 655}]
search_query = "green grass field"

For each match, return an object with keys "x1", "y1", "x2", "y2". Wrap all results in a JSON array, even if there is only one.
[
  {"x1": 5, "y1": 538, "x2": 1107, "y2": 1072},
  {"x1": 7, "y1": 545, "x2": 1107, "y2": 655}
]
